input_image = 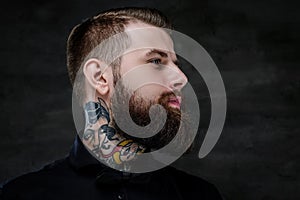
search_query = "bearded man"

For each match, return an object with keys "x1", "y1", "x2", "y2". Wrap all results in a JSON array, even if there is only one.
[{"x1": 1, "y1": 7, "x2": 223, "y2": 200}]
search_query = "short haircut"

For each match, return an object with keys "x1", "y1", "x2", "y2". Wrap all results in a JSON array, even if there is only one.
[{"x1": 66, "y1": 7, "x2": 172, "y2": 95}]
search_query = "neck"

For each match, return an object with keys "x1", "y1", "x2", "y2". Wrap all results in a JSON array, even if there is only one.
[{"x1": 82, "y1": 97, "x2": 146, "y2": 170}]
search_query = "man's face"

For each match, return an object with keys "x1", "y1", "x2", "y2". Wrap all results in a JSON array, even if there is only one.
[
  {"x1": 109, "y1": 22, "x2": 189, "y2": 150},
  {"x1": 118, "y1": 22, "x2": 187, "y2": 103}
]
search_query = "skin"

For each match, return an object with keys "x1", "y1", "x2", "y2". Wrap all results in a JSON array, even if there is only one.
[
  {"x1": 81, "y1": 21, "x2": 188, "y2": 169},
  {"x1": 83, "y1": 98, "x2": 146, "y2": 167}
]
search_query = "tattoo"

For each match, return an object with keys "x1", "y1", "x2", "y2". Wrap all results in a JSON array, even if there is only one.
[
  {"x1": 85, "y1": 98, "x2": 110, "y2": 124},
  {"x1": 83, "y1": 98, "x2": 146, "y2": 167}
]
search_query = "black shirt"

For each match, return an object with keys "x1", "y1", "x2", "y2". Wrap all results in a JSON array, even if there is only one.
[{"x1": 0, "y1": 136, "x2": 223, "y2": 200}]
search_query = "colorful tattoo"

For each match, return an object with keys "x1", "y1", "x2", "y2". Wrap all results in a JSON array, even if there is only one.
[{"x1": 83, "y1": 98, "x2": 146, "y2": 167}]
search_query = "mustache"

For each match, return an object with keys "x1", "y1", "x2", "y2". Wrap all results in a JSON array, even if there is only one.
[
  {"x1": 159, "y1": 91, "x2": 181, "y2": 107},
  {"x1": 128, "y1": 90, "x2": 182, "y2": 122},
  {"x1": 158, "y1": 90, "x2": 181, "y2": 102}
]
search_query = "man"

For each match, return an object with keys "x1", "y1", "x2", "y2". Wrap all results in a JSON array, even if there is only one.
[{"x1": 1, "y1": 7, "x2": 223, "y2": 199}]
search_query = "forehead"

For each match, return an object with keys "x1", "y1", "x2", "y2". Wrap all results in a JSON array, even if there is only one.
[{"x1": 124, "y1": 21, "x2": 174, "y2": 54}]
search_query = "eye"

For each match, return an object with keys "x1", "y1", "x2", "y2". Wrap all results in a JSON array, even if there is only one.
[
  {"x1": 148, "y1": 58, "x2": 164, "y2": 70},
  {"x1": 149, "y1": 58, "x2": 162, "y2": 65},
  {"x1": 83, "y1": 129, "x2": 94, "y2": 140}
]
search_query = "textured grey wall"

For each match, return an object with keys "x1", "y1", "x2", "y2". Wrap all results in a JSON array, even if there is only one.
[{"x1": 0, "y1": 0, "x2": 299, "y2": 199}]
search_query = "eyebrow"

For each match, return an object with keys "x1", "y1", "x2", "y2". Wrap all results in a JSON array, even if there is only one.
[{"x1": 145, "y1": 49, "x2": 179, "y2": 66}]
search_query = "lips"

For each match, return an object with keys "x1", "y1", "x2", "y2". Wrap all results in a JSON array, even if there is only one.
[{"x1": 168, "y1": 96, "x2": 181, "y2": 109}]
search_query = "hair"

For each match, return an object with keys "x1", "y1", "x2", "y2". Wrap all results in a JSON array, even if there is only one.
[{"x1": 66, "y1": 7, "x2": 172, "y2": 104}]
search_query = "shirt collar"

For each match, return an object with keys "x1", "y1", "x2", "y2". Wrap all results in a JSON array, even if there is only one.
[
  {"x1": 68, "y1": 135, "x2": 100, "y2": 170},
  {"x1": 67, "y1": 135, "x2": 153, "y2": 185}
]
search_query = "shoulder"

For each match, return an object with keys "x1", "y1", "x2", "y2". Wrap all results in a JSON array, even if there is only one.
[
  {"x1": 161, "y1": 166, "x2": 224, "y2": 200},
  {"x1": 0, "y1": 157, "x2": 78, "y2": 200}
]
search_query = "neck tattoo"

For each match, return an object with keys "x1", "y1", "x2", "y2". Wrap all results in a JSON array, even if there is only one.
[{"x1": 82, "y1": 97, "x2": 146, "y2": 168}]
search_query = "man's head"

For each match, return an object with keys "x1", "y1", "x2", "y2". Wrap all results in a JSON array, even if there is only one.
[
  {"x1": 67, "y1": 7, "x2": 173, "y2": 97},
  {"x1": 67, "y1": 7, "x2": 189, "y2": 152}
]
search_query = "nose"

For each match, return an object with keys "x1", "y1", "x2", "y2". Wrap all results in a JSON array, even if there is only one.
[
  {"x1": 167, "y1": 65, "x2": 188, "y2": 91},
  {"x1": 93, "y1": 132, "x2": 100, "y2": 148}
]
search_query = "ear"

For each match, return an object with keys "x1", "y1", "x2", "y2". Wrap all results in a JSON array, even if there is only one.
[{"x1": 83, "y1": 58, "x2": 109, "y2": 96}]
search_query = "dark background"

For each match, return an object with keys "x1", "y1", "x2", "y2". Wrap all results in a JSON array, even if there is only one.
[{"x1": 0, "y1": 0, "x2": 299, "y2": 199}]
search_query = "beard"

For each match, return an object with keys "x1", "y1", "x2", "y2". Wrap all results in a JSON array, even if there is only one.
[{"x1": 110, "y1": 83, "x2": 191, "y2": 152}]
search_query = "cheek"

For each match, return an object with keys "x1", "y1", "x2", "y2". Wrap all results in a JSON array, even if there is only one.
[
  {"x1": 135, "y1": 84, "x2": 170, "y2": 101},
  {"x1": 83, "y1": 138, "x2": 93, "y2": 149}
]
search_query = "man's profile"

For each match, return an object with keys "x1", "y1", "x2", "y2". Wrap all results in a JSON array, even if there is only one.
[{"x1": 1, "y1": 7, "x2": 223, "y2": 200}]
